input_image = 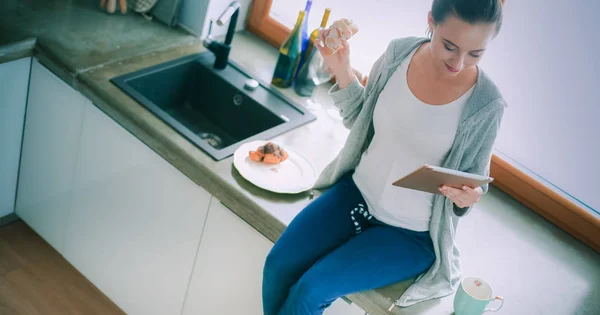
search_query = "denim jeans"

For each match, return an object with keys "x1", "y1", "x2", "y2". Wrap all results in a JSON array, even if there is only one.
[{"x1": 262, "y1": 173, "x2": 435, "y2": 315}]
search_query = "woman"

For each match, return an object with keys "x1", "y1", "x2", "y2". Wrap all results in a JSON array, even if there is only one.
[{"x1": 263, "y1": 0, "x2": 506, "y2": 314}]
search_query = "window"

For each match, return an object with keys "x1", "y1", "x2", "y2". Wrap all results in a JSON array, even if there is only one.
[
  {"x1": 268, "y1": 0, "x2": 433, "y2": 74},
  {"x1": 248, "y1": 0, "x2": 600, "y2": 252}
]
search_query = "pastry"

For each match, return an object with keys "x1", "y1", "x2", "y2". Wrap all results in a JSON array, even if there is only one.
[{"x1": 249, "y1": 142, "x2": 289, "y2": 164}]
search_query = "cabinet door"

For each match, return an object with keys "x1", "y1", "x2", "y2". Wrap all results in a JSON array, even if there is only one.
[
  {"x1": 15, "y1": 59, "x2": 86, "y2": 253},
  {"x1": 325, "y1": 299, "x2": 366, "y2": 315},
  {"x1": 63, "y1": 103, "x2": 211, "y2": 315},
  {"x1": 0, "y1": 57, "x2": 31, "y2": 218},
  {"x1": 182, "y1": 198, "x2": 273, "y2": 315}
]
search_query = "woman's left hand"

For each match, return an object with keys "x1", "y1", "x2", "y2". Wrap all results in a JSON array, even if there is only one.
[{"x1": 439, "y1": 185, "x2": 483, "y2": 208}]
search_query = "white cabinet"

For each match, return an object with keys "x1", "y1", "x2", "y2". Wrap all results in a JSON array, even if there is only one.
[
  {"x1": 181, "y1": 198, "x2": 367, "y2": 315},
  {"x1": 13, "y1": 59, "x2": 366, "y2": 315},
  {"x1": 63, "y1": 103, "x2": 211, "y2": 315},
  {"x1": 15, "y1": 59, "x2": 86, "y2": 253},
  {"x1": 182, "y1": 198, "x2": 273, "y2": 315},
  {"x1": 0, "y1": 57, "x2": 31, "y2": 218},
  {"x1": 325, "y1": 299, "x2": 366, "y2": 315}
]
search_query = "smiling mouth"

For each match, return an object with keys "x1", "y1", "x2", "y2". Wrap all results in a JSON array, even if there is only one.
[{"x1": 445, "y1": 63, "x2": 460, "y2": 73}]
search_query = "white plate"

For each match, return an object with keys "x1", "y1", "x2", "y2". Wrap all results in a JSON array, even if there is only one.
[{"x1": 233, "y1": 140, "x2": 317, "y2": 194}]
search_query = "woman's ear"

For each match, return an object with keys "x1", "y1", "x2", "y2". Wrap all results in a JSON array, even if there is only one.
[{"x1": 427, "y1": 11, "x2": 435, "y2": 35}]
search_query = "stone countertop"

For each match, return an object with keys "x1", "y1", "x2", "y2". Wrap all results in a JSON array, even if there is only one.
[
  {"x1": 0, "y1": 38, "x2": 36, "y2": 64},
  {"x1": 0, "y1": 0, "x2": 196, "y2": 76}
]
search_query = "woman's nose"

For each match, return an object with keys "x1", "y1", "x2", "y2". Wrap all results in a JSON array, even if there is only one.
[
  {"x1": 449, "y1": 59, "x2": 464, "y2": 71},
  {"x1": 449, "y1": 54, "x2": 467, "y2": 70}
]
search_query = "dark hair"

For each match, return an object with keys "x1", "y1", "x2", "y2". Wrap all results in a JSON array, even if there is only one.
[{"x1": 427, "y1": 0, "x2": 504, "y2": 37}]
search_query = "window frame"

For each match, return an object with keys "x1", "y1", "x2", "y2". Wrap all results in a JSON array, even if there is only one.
[{"x1": 247, "y1": 0, "x2": 290, "y2": 48}]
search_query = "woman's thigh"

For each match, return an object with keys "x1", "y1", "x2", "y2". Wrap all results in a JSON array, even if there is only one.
[
  {"x1": 292, "y1": 225, "x2": 435, "y2": 303},
  {"x1": 266, "y1": 174, "x2": 368, "y2": 278}
]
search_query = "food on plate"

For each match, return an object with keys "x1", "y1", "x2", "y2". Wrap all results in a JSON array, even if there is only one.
[
  {"x1": 320, "y1": 18, "x2": 359, "y2": 56},
  {"x1": 249, "y1": 142, "x2": 289, "y2": 164}
]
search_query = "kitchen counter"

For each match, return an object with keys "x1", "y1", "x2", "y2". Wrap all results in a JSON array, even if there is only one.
[
  {"x1": 0, "y1": 37, "x2": 36, "y2": 64},
  {"x1": 75, "y1": 34, "x2": 414, "y2": 314},
  {"x1": 0, "y1": 0, "x2": 197, "y2": 82},
  {"x1": 3, "y1": 1, "x2": 600, "y2": 314},
  {"x1": 0, "y1": 0, "x2": 411, "y2": 313}
]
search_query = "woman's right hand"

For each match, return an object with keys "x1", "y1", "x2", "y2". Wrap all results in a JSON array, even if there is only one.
[{"x1": 315, "y1": 31, "x2": 355, "y2": 89}]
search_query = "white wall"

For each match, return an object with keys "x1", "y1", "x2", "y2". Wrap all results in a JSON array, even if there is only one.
[
  {"x1": 480, "y1": 1, "x2": 599, "y2": 212},
  {"x1": 178, "y1": 0, "x2": 252, "y2": 39},
  {"x1": 270, "y1": 0, "x2": 599, "y2": 212}
]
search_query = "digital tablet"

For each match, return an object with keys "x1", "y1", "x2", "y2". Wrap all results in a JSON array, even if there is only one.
[{"x1": 392, "y1": 164, "x2": 494, "y2": 195}]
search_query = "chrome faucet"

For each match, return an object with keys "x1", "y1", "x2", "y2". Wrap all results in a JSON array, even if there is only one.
[{"x1": 203, "y1": 1, "x2": 241, "y2": 70}]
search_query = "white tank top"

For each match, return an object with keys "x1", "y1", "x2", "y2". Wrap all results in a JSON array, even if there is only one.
[{"x1": 353, "y1": 46, "x2": 474, "y2": 232}]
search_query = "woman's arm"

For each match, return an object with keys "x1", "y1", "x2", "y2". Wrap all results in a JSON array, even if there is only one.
[
  {"x1": 327, "y1": 51, "x2": 385, "y2": 129},
  {"x1": 315, "y1": 33, "x2": 383, "y2": 129},
  {"x1": 353, "y1": 69, "x2": 368, "y2": 86},
  {"x1": 446, "y1": 104, "x2": 505, "y2": 216}
]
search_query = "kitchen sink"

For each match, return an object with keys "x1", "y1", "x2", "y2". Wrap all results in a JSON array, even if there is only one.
[{"x1": 111, "y1": 52, "x2": 315, "y2": 160}]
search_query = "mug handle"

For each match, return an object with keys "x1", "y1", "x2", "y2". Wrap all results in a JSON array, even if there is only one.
[{"x1": 484, "y1": 296, "x2": 504, "y2": 312}]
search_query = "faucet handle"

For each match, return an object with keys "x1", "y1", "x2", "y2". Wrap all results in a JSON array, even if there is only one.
[
  {"x1": 203, "y1": 19, "x2": 215, "y2": 49},
  {"x1": 206, "y1": 19, "x2": 214, "y2": 39}
]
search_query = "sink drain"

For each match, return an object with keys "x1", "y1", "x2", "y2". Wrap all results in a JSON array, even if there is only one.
[
  {"x1": 199, "y1": 133, "x2": 223, "y2": 149},
  {"x1": 233, "y1": 94, "x2": 243, "y2": 106}
]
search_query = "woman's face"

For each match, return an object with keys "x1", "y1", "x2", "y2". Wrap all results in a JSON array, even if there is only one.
[{"x1": 427, "y1": 12, "x2": 497, "y2": 78}]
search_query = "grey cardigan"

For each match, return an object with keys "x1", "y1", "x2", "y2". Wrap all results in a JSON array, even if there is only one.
[{"x1": 313, "y1": 37, "x2": 506, "y2": 309}]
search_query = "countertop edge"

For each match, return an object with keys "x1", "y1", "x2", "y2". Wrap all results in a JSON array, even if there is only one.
[{"x1": 0, "y1": 38, "x2": 36, "y2": 64}]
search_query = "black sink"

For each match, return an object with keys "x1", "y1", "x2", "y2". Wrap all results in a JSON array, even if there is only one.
[{"x1": 111, "y1": 52, "x2": 315, "y2": 160}]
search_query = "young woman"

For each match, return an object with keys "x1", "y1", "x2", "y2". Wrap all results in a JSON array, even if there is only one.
[{"x1": 263, "y1": 0, "x2": 506, "y2": 314}]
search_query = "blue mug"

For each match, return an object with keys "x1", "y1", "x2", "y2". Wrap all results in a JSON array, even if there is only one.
[{"x1": 454, "y1": 277, "x2": 504, "y2": 315}]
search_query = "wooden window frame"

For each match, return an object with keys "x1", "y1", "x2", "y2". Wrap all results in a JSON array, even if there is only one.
[
  {"x1": 247, "y1": 0, "x2": 600, "y2": 253},
  {"x1": 247, "y1": 0, "x2": 290, "y2": 48}
]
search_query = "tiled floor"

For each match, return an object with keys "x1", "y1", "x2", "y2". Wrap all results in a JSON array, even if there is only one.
[
  {"x1": 400, "y1": 187, "x2": 600, "y2": 315},
  {"x1": 0, "y1": 220, "x2": 123, "y2": 315}
]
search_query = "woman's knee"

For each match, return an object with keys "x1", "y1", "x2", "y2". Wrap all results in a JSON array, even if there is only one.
[
  {"x1": 263, "y1": 246, "x2": 284, "y2": 279},
  {"x1": 263, "y1": 242, "x2": 299, "y2": 281}
]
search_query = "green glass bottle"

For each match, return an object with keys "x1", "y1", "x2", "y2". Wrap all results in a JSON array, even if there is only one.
[
  {"x1": 306, "y1": 8, "x2": 331, "y2": 62},
  {"x1": 271, "y1": 10, "x2": 305, "y2": 88}
]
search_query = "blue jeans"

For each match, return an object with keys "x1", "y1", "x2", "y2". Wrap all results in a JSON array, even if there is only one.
[{"x1": 262, "y1": 174, "x2": 435, "y2": 315}]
